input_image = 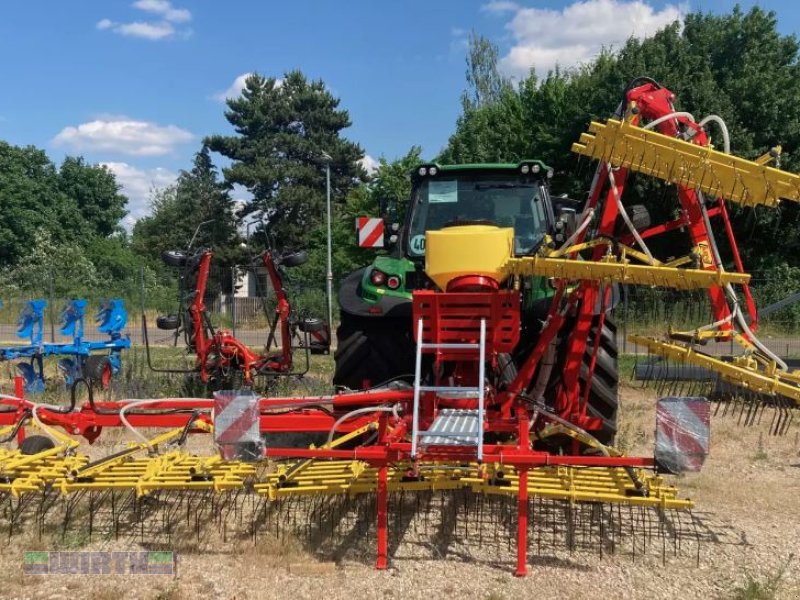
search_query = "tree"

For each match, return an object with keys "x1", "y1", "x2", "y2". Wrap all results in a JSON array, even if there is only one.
[
  {"x1": 0, "y1": 142, "x2": 84, "y2": 266},
  {"x1": 205, "y1": 71, "x2": 365, "y2": 249},
  {"x1": 131, "y1": 147, "x2": 241, "y2": 294},
  {"x1": 58, "y1": 157, "x2": 127, "y2": 237},
  {"x1": 461, "y1": 32, "x2": 512, "y2": 112},
  {"x1": 293, "y1": 146, "x2": 424, "y2": 286}
]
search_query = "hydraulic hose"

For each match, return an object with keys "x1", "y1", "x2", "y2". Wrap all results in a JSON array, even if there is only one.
[
  {"x1": 606, "y1": 166, "x2": 656, "y2": 263},
  {"x1": 699, "y1": 115, "x2": 731, "y2": 153},
  {"x1": 641, "y1": 111, "x2": 696, "y2": 132},
  {"x1": 326, "y1": 405, "x2": 398, "y2": 446}
]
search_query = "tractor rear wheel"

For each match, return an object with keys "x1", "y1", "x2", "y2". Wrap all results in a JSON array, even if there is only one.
[
  {"x1": 580, "y1": 316, "x2": 619, "y2": 445},
  {"x1": 333, "y1": 312, "x2": 416, "y2": 390}
]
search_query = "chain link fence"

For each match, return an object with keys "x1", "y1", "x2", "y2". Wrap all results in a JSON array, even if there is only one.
[
  {"x1": 0, "y1": 265, "x2": 334, "y2": 350},
  {"x1": 3, "y1": 265, "x2": 800, "y2": 356},
  {"x1": 619, "y1": 275, "x2": 800, "y2": 357}
]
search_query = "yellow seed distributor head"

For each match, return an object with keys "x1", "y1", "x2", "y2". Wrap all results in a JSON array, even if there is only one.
[{"x1": 425, "y1": 225, "x2": 514, "y2": 290}]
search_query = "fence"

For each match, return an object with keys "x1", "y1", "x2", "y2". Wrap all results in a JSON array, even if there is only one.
[
  {"x1": 619, "y1": 276, "x2": 800, "y2": 357},
  {"x1": 3, "y1": 267, "x2": 800, "y2": 356},
  {"x1": 0, "y1": 264, "x2": 334, "y2": 350}
]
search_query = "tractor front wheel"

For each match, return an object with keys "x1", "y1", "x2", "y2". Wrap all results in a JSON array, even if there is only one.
[{"x1": 333, "y1": 312, "x2": 416, "y2": 390}]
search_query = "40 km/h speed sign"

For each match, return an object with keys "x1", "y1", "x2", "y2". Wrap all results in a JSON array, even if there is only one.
[{"x1": 356, "y1": 217, "x2": 385, "y2": 248}]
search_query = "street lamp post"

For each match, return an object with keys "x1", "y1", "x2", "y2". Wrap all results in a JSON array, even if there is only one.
[{"x1": 321, "y1": 152, "x2": 334, "y2": 336}]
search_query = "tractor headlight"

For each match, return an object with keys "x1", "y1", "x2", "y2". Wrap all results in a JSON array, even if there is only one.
[
  {"x1": 531, "y1": 164, "x2": 541, "y2": 174},
  {"x1": 521, "y1": 164, "x2": 530, "y2": 174},
  {"x1": 429, "y1": 166, "x2": 438, "y2": 176},
  {"x1": 418, "y1": 167, "x2": 428, "y2": 176}
]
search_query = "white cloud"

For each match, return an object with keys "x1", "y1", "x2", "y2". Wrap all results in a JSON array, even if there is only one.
[
  {"x1": 132, "y1": 0, "x2": 191, "y2": 23},
  {"x1": 213, "y1": 73, "x2": 283, "y2": 102},
  {"x1": 481, "y1": 1, "x2": 520, "y2": 13},
  {"x1": 102, "y1": 162, "x2": 177, "y2": 227},
  {"x1": 359, "y1": 155, "x2": 379, "y2": 175},
  {"x1": 116, "y1": 21, "x2": 175, "y2": 40},
  {"x1": 97, "y1": 1, "x2": 191, "y2": 40},
  {"x1": 53, "y1": 118, "x2": 193, "y2": 157},
  {"x1": 214, "y1": 73, "x2": 253, "y2": 102},
  {"x1": 497, "y1": 0, "x2": 684, "y2": 78}
]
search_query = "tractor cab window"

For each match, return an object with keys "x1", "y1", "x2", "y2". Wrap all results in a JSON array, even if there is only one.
[{"x1": 407, "y1": 176, "x2": 548, "y2": 257}]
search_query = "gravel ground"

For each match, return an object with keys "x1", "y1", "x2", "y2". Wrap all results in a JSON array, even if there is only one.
[{"x1": 1, "y1": 384, "x2": 798, "y2": 600}]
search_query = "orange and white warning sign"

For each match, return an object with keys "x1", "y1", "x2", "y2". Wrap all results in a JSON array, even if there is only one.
[{"x1": 356, "y1": 217, "x2": 385, "y2": 248}]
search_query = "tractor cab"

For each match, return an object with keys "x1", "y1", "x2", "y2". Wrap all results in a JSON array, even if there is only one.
[{"x1": 404, "y1": 161, "x2": 555, "y2": 260}]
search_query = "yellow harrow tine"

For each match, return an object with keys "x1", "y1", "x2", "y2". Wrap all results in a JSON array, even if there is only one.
[
  {"x1": 255, "y1": 460, "x2": 692, "y2": 509},
  {"x1": 503, "y1": 255, "x2": 750, "y2": 289},
  {"x1": 571, "y1": 117, "x2": 800, "y2": 207},
  {"x1": 631, "y1": 335, "x2": 800, "y2": 407}
]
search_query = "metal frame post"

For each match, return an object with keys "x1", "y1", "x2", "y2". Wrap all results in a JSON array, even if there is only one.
[
  {"x1": 477, "y1": 318, "x2": 486, "y2": 462},
  {"x1": 411, "y1": 318, "x2": 424, "y2": 458},
  {"x1": 376, "y1": 464, "x2": 388, "y2": 569}
]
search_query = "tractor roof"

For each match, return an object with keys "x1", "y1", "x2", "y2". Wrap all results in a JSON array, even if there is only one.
[{"x1": 412, "y1": 159, "x2": 552, "y2": 176}]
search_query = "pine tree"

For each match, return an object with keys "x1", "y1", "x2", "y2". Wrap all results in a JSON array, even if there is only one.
[{"x1": 205, "y1": 71, "x2": 365, "y2": 249}]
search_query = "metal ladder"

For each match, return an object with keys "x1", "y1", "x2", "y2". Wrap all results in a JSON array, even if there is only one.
[{"x1": 410, "y1": 318, "x2": 486, "y2": 461}]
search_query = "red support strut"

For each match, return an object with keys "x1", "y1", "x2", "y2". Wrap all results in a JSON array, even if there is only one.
[{"x1": 376, "y1": 464, "x2": 389, "y2": 570}]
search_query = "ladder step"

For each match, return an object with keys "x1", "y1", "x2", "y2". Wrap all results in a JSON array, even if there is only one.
[
  {"x1": 419, "y1": 343, "x2": 479, "y2": 350},
  {"x1": 418, "y1": 408, "x2": 482, "y2": 447},
  {"x1": 418, "y1": 386, "x2": 480, "y2": 394}
]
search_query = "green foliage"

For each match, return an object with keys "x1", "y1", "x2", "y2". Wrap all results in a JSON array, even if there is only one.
[
  {"x1": 731, "y1": 554, "x2": 794, "y2": 600},
  {"x1": 0, "y1": 142, "x2": 85, "y2": 266},
  {"x1": 461, "y1": 32, "x2": 512, "y2": 112},
  {"x1": 292, "y1": 146, "x2": 424, "y2": 286},
  {"x1": 205, "y1": 71, "x2": 365, "y2": 249},
  {"x1": 0, "y1": 229, "x2": 98, "y2": 297},
  {"x1": 58, "y1": 156, "x2": 127, "y2": 237},
  {"x1": 131, "y1": 146, "x2": 242, "y2": 295}
]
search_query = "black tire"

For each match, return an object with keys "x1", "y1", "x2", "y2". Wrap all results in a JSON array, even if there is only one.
[
  {"x1": 20, "y1": 435, "x2": 55, "y2": 455},
  {"x1": 333, "y1": 312, "x2": 416, "y2": 390},
  {"x1": 544, "y1": 312, "x2": 619, "y2": 448},
  {"x1": 298, "y1": 317, "x2": 325, "y2": 333},
  {"x1": 280, "y1": 250, "x2": 308, "y2": 268},
  {"x1": 84, "y1": 355, "x2": 112, "y2": 387},
  {"x1": 156, "y1": 314, "x2": 180, "y2": 330},
  {"x1": 580, "y1": 316, "x2": 619, "y2": 445},
  {"x1": 161, "y1": 250, "x2": 187, "y2": 268}
]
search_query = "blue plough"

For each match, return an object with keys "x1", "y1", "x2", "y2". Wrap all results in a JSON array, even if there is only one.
[{"x1": 0, "y1": 299, "x2": 131, "y2": 393}]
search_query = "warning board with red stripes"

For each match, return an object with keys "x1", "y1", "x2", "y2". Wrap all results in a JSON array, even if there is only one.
[
  {"x1": 213, "y1": 390, "x2": 262, "y2": 459},
  {"x1": 356, "y1": 217, "x2": 385, "y2": 248},
  {"x1": 655, "y1": 396, "x2": 710, "y2": 473}
]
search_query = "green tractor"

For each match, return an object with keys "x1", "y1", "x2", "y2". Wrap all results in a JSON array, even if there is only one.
[{"x1": 333, "y1": 160, "x2": 619, "y2": 443}]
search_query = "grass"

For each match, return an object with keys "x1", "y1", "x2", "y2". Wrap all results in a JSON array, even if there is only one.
[{"x1": 732, "y1": 554, "x2": 795, "y2": 600}]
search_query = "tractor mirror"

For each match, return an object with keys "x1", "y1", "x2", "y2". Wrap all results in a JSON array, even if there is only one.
[{"x1": 554, "y1": 206, "x2": 577, "y2": 241}]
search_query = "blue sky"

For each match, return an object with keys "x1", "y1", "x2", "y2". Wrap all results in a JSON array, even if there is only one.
[{"x1": 0, "y1": 0, "x2": 798, "y2": 225}]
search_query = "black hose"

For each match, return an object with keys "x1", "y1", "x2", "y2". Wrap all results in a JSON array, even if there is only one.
[
  {"x1": 0, "y1": 410, "x2": 30, "y2": 443},
  {"x1": 624, "y1": 76, "x2": 661, "y2": 94},
  {"x1": 174, "y1": 410, "x2": 204, "y2": 447}
]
